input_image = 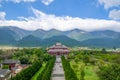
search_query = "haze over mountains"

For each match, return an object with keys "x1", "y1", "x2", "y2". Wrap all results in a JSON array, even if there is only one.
[{"x1": 0, "y1": 26, "x2": 120, "y2": 48}]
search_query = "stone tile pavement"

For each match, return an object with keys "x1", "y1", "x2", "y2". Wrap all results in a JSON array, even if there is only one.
[{"x1": 51, "y1": 56, "x2": 65, "y2": 80}]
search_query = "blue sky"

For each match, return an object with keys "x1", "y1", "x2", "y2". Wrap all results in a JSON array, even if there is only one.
[
  {"x1": 0, "y1": 0, "x2": 120, "y2": 31},
  {"x1": 0, "y1": 0, "x2": 109, "y2": 19}
]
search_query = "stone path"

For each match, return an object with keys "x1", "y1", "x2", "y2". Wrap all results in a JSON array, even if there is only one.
[{"x1": 51, "y1": 56, "x2": 65, "y2": 80}]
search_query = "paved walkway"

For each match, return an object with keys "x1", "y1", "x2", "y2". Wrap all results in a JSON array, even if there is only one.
[{"x1": 51, "y1": 56, "x2": 65, "y2": 80}]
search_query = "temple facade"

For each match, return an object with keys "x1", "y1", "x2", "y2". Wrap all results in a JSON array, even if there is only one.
[{"x1": 48, "y1": 43, "x2": 70, "y2": 55}]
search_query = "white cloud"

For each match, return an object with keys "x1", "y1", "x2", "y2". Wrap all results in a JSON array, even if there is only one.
[
  {"x1": 0, "y1": 0, "x2": 35, "y2": 7},
  {"x1": 109, "y1": 9, "x2": 120, "y2": 20},
  {"x1": 99, "y1": 0, "x2": 120, "y2": 9},
  {"x1": 0, "y1": 12, "x2": 6, "y2": 20},
  {"x1": 98, "y1": 0, "x2": 120, "y2": 20},
  {"x1": 41, "y1": 0, "x2": 54, "y2": 5},
  {"x1": 31, "y1": 7, "x2": 46, "y2": 17},
  {"x1": 0, "y1": 8, "x2": 120, "y2": 32},
  {"x1": 4, "y1": 0, "x2": 36, "y2": 3}
]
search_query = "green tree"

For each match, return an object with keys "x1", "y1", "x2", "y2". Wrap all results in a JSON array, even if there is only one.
[
  {"x1": 19, "y1": 56, "x2": 29, "y2": 64},
  {"x1": 11, "y1": 61, "x2": 42, "y2": 80},
  {"x1": 83, "y1": 55, "x2": 90, "y2": 65},
  {"x1": 61, "y1": 56, "x2": 78, "y2": 80},
  {"x1": 99, "y1": 64, "x2": 120, "y2": 80}
]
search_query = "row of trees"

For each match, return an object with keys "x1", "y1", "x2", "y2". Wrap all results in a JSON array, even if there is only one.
[
  {"x1": 37, "y1": 56, "x2": 56, "y2": 80},
  {"x1": 12, "y1": 48, "x2": 52, "y2": 64},
  {"x1": 61, "y1": 56, "x2": 78, "y2": 80},
  {"x1": 11, "y1": 60, "x2": 42, "y2": 80}
]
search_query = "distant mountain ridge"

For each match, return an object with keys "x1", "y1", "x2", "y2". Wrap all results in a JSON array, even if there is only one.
[
  {"x1": 31, "y1": 29, "x2": 63, "y2": 39},
  {"x1": 0, "y1": 26, "x2": 32, "y2": 40},
  {"x1": 0, "y1": 26, "x2": 120, "y2": 48},
  {"x1": 17, "y1": 35, "x2": 80, "y2": 47}
]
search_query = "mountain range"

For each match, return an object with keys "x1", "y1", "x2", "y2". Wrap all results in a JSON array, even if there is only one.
[{"x1": 0, "y1": 26, "x2": 120, "y2": 48}]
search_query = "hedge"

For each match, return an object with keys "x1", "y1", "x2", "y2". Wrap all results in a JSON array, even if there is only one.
[
  {"x1": 61, "y1": 56, "x2": 78, "y2": 80},
  {"x1": 11, "y1": 60, "x2": 42, "y2": 80},
  {"x1": 37, "y1": 56, "x2": 56, "y2": 80}
]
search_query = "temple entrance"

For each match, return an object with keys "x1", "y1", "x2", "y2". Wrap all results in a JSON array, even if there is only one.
[{"x1": 57, "y1": 52, "x2": 60, "y2": 55}]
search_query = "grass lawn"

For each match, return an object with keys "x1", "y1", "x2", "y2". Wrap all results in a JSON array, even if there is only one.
[
  {"x1": 84, "y1": 66, "x2": 100, "y2": 80},
  {"x1": 31, "y1": 63, "x2": 46, "y2": 80}
]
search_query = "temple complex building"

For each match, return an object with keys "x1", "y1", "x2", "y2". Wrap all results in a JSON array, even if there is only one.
[{"x1": 48, "y1": 43, "x2": 70, "y2": 55}]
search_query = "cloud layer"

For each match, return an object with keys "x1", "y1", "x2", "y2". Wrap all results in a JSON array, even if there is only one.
[
  {"x1": 0, "y1": 0, "x2": 54, "y2": 5},
  {"x1": 0, "y1": 0, "x2": 36, "y2": 3},
  {"x1": 0, "y1": 8, "x2": 120, "y2": 32}
]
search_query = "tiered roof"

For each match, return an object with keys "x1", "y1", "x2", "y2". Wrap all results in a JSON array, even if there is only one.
[
  {"x1": 49, "y1": 43, "x2": 68, "y2": 49},
  {"x1": 48, "y1": 43, "x2": 70, "y2": 54}
]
